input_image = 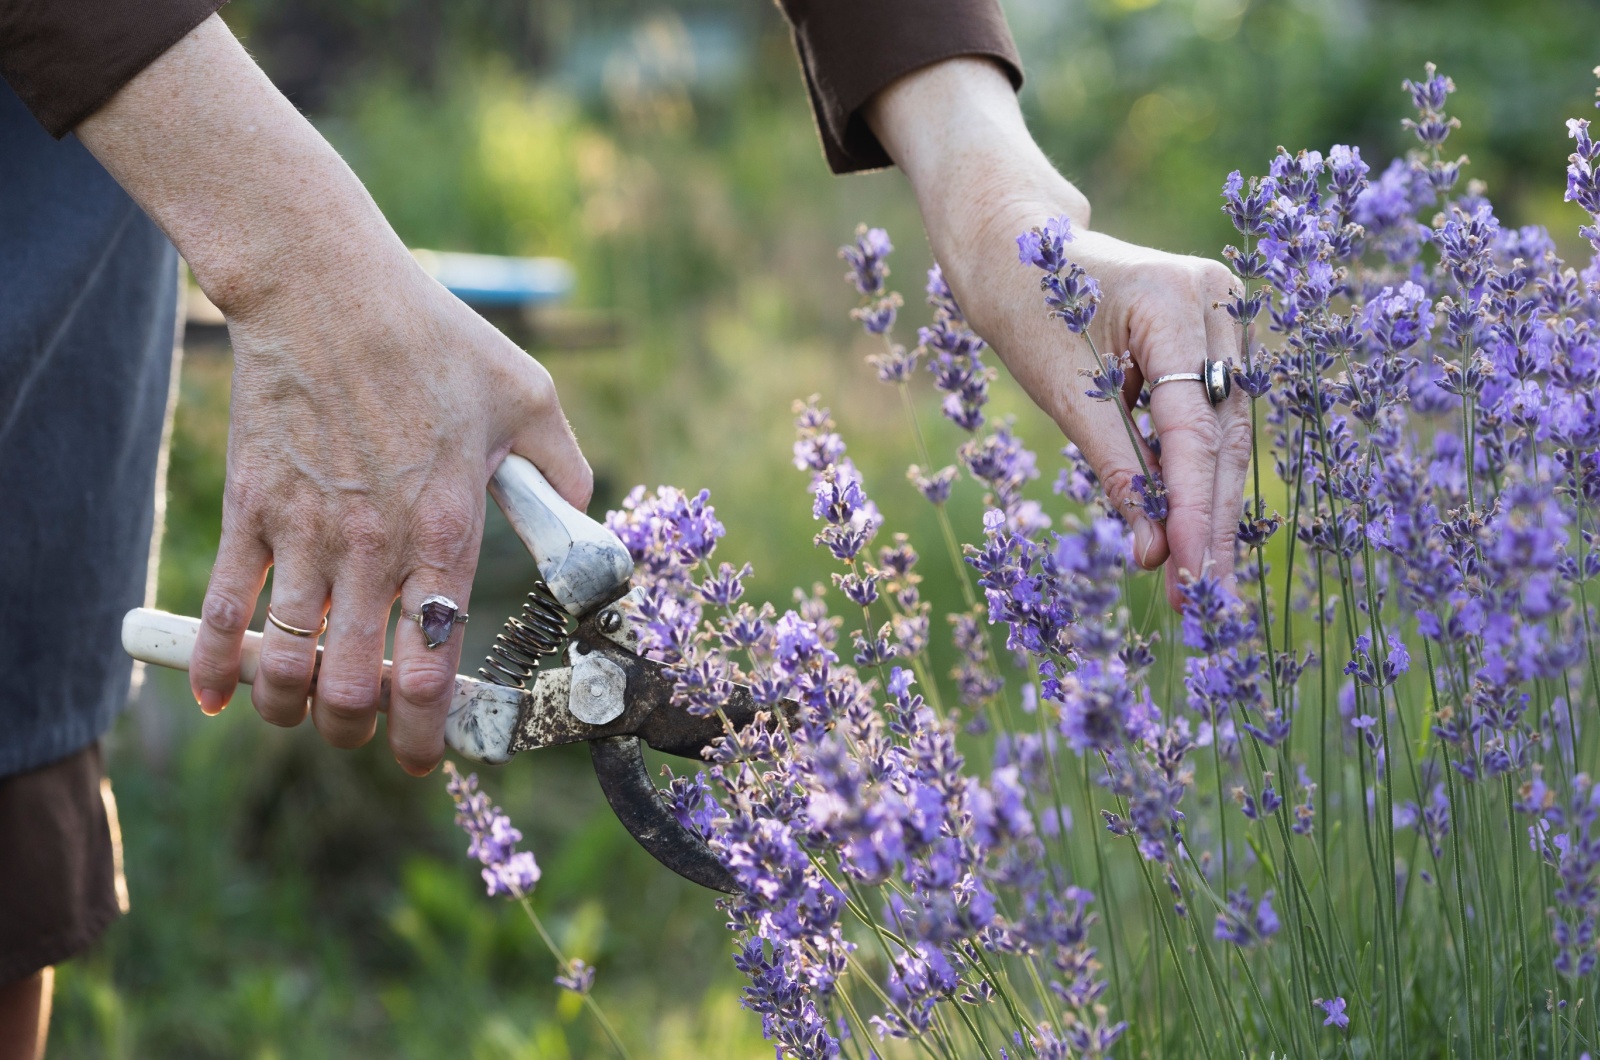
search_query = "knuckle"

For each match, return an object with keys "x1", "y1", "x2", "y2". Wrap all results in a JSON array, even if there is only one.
[
  {"x1": 1221, "y1": 418, "x2": 1255, "y2": 460},
  {"x1": 1167, "y1": 492, "x2": 1215, "y2": 523},
  {"x1": 394, "y1": 660, "x2": 456, "y2": 707},
  {"x1": 1160, "y1": 417, "x2": 1225, "y2": 455},
  {"x1": 1196, "y1": 257, "x2": 1237, "y2": 294},
  {"x1": 1098, "y1": 466, "x2": 1140, "y2": 507},
  {"x1": 252, "y1": 688, "x2": 307, "y2": 727},
  {"x1": 201, "y1": 589, "x2": 254, "y2": 636},
  {"x1": 410, "y1": 498, "x2": 478, "y2": 564},
  {"x1": 256, "y1": 649, "x2": 312, "y2": 690},
  {"x1": 222, "y1": 478, "x2": 273, "y2": 534},
  {"x1": 337, "y1": 504, "x2": 391, "y2": 561},
  {"x1": 520, "y1": 361, "x2": 559, "y2": 414},
  {"x1": 315, "y1": 676, "x2": 382, "y2": 719}
]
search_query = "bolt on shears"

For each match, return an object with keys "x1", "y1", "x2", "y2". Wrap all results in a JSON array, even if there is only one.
[{"x1": 122, "y1": 454, "x2": 783, "y2": 893}]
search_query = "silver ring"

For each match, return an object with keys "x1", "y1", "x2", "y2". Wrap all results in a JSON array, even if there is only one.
[
  {"x1": 266, "y1": 607, "x2": 327, "y2": 638},
  {"x1": 400, "y1": 593, "x2": 468, "y2": 650},
  {"x1": 1150, "y1": 359, "x2": 1232, "y2": 406}
]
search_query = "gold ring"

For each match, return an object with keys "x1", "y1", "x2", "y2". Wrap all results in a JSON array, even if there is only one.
[{"x1": 266, "y1": 607, "x2": 328, "y2": 638}]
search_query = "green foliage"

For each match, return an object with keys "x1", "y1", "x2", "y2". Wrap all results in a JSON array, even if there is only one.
[{"x1": 70, "y1": 0, "x2": 1600, "y2": 1053}]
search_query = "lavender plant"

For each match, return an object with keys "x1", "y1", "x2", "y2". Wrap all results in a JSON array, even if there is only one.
[
  {"x1": 452, "y1": 66, "x2": 1600, "y2": 1059},
  {"x1": 444, "y1": 763, "x2": 632, "y2": 1058}
]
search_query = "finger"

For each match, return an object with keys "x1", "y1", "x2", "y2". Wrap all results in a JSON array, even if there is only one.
[
  {"x1": 387, "y1": 497, "x2": 484, "y2": 775},
  {"x1": 310, "y1": 577, "x2": 393, "y2": 749},
  {"x1": 250, "y1": 563, "x2": 329, "y2": 727},
  {"x1": 191, "y1": 527, "x2": 270, "y2": 715},
  {"x1": 1203, "y1": 287, "x2": 1253, "y2": 596},
  {"x1": 1142, "y1": 309, "x2": 1222, "y2": 609},
  {"x1": 510, "y1": 360, "x2": 594, "y2": 512},
  {"x1": 387, "y1": 576, "x2": 475, "y2": 776},
  {"x1": 1061, "y1": 375, "x2": 1168, "y2": 571},
  {"x1": 1015, "y1": 324, "x2": 1168, "y2": 566}
]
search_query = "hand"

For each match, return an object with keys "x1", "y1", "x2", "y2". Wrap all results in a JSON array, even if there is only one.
[
  {"x1": 77, "y1": 16, "x2": 592, "y2": 773},
  {"x1": 866, "y1": 59, "x2": 1252, "y2": 608}
]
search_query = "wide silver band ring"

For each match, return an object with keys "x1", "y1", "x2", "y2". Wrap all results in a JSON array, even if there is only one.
[
  {"x1": 400, "y1": 593, "x2": 469, "y2": 650},
  {"x1": 1150, "y1": 359, "x2": 1233, "y2": 407},
  {"x1": 266, "y1": 607, "x2": 328, "y2": 638}
]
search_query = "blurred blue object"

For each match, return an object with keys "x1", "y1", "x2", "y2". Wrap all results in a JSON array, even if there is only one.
[{"x1": 412, "y1": 249, "x2": 574, "y2": 309}]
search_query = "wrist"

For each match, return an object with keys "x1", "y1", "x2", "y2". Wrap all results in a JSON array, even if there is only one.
[
  {"x1": 865, "y1": 57, "x2": 1091, "y2": 234},
  {"x1": 75, "y1": 14, "x2": 417, "y2": 322},
  {"x1": 191, "y1": 195, "x2": 413, "y2": 324}
]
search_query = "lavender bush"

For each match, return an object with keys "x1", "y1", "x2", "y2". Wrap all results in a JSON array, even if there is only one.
[{"x1": 457, "y1": 67, "x2": 1600, "y2": 1058}]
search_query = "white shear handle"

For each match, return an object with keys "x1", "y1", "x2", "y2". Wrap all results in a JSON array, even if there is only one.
[
  {"x1": 119, "y1": 454, "x2": 633, "y2": 764},
  {"x1": 488, "y1": 454, "x2": 633, "y2": 616},
  {"x1": 120, "y1": 609, "x2": 524, "y2": 765}
]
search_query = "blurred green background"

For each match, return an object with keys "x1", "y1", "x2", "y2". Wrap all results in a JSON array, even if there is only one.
[{"x1": 52, "y1": 0, "x2": 1600, "y2": 1055}]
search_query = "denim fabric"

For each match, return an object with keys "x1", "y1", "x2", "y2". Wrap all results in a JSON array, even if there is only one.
[{"x1": 0, "y1": 81, "x2": 177, "y2": 777}]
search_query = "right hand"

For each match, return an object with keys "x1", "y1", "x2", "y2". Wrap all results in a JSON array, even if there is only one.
[
  {"x1": 74, "y1": 14, "x2": 591, "y2": 775},
  {"x1": 187, "y1": 249, "x2": 591, "y2": 775}
]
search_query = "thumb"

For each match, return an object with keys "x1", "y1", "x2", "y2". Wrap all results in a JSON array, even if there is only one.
[{"x1": 501, "y1": 358, "x2": 594, "y2": 512}]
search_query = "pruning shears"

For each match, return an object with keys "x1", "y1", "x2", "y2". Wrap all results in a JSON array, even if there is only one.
[{"x1": 122, "y1": 455, "x2": 771, "y2": 893}]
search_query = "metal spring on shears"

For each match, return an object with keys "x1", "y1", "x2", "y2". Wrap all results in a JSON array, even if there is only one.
[{"x1": 477, "y1": 581, "x2": 570, "y2": 688}]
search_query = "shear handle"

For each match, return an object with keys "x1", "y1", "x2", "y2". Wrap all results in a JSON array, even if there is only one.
[
  {"x1": 488, "y1": 454, "x2": 633, "y2": 617},
  {"x1": 121, "y1": 608, "x2": 526, "y2": 765}
]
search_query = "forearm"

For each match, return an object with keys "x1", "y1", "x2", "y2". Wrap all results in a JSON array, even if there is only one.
[
  {"x1": 863, "y1": 57, "x2": 1090, "y2": 235},
  {"x1": 74, "y1": 14, "x2": 407, "y2": 317}
]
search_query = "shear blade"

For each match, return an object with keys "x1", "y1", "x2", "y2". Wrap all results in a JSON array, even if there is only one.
[{"x1": 588, "y1": 735, "x2": 738, "y2": 894}]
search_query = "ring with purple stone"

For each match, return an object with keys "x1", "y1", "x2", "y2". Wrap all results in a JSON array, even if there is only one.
[{"x1": 400, "y1": 594, "x2": 469, "y2": 650}]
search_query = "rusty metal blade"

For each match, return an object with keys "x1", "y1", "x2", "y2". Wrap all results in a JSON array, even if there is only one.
[
  {"x1": 588, "y1": 735, "x2": 737, "y2": 893},
  {"x1": 510, "y1": 638, "x2": 795, "y2": 759}
]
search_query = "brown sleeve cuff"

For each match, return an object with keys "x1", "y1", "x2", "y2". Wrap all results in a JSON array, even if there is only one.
[
  {"x1": 0, "y1": 0, "x2": 228, "y2": 138},
  {"x1": 776, "y1": 0, "x2": 1023, "y2": 175}
]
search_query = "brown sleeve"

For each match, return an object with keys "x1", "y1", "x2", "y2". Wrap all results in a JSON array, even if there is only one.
[
  {"x1": 775, "y1": 0, "x2": 1023, "y2": 175},
  {"x1": 0, "y1": 0, "x2": 227, "y2": 138}
]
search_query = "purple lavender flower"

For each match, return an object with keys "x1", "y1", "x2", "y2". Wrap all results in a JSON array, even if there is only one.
[
  {"x1": 867, "y1": 342, "x2": 919, "y2": 382},
  {"x1": 556, "y1": 958, "x2": 596, "y2": 995},
  {"x1": 1132, "y1": 472, "x2": 1169, "y2": 522},
  {"x1": 1016, "y1": 215, "x2": 1074, "y2": 273},
  {"x1": 1317, "y1": 996, "x2": 1350, "y2": 1029},
  {"x1": 1018, "y1": 215, "x2": 1101, "y2": 334},
  {"x1": 841, "y1": 225, "x2": 892, "y2": 296},
  {"x1": 1054, "y1": 443, "x2": 1100, "y2": 506},
  {"x1": 925, "y1": 263, "x2": 962, "y2": 319},
  {"x1": 907, "y1": 464, "x2": 958, "y2": 505},
  {"x1": 1364, "y1": 281, "x2": 1436, "y2": 351},
  {"x1": 575, "y1": 86, "x2": 1600, "y2": 1054},
  {"x1": 1213, "y1": 886, "x2": 1280, "y2": 947},
  {"x1": 445, "y1": 764, "x2": 543, "y2": 898},
  {"x1": 851, "y1": 293, "x2": 901, "y2": 335},
  {"x1": 1402, "y1": 64, "x2": 1457, "y2": 145},
  {"x1": 1040, "y1": 267, "x2": 1102, "y2": 334},
  {"x1": 921, "y1": 311, "x2": 992, "y2": 431},
  {"x1": 1568, "y1": 117, "x2": 1600, "y2": 251}
]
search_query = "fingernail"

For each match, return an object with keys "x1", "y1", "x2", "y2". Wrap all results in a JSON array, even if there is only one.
[
  {"x1": 198, "y1": 689, "x2": 227, "y2": 716},
  {"x1": 1132, "y1": 519, "x2": 1156, "y2": 568}
]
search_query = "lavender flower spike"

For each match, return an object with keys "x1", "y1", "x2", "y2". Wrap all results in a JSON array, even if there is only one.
[
  {"x1": 1017, "y1": 215, "x2": 1075, "y2": 273},
  {"x1": 444, "y1": 762, "x2": 543, "y2": 899},
  {"x1": 556, "y1": 958, "x2": 597, "y2": 995},
  {"x1": 841, "y1": 224, "x2": 893, "y2": 296}
]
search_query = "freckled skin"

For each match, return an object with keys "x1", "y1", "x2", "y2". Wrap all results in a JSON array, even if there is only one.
[
  {"x1": 866, "y1": 58, "x2": 1253, "y2": 610},
  {"x1": 76, "y1": 15, "x2": 593, "y2": 774}
]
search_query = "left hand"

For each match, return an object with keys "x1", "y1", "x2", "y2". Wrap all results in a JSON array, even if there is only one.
[{"x1": 866, "y1": 58, "x2": 1253, "y2": 608}]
